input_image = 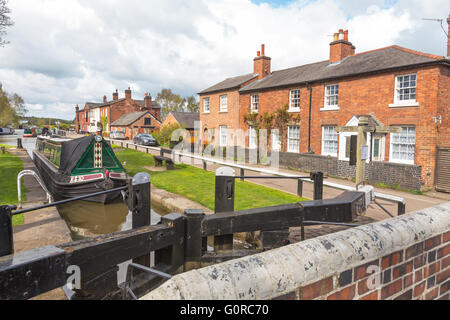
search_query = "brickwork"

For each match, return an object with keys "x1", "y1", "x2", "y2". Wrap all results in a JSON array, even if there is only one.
[
  {"x1": 75, "y1": 89, "x2": 161, "y2": 136},
  {"x1": 238, "y1": 65, "x2": 446, "y2": 189}
]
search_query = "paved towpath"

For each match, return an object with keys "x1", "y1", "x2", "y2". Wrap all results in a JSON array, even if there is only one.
[
  {"x1": 9, "y1": 148, "x2": 71, "y2": 300},
  {"x1": 113, "y1": 141, "x2": 447, "y2": 229}
]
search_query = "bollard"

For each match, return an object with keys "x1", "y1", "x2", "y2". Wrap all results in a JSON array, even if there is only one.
[
  {"x1": 0, "y1": 205, "x2": 14, "y2": 257},
  {"x1": 184, "y1": 209, "x2": 206, "y2": 271},
  {"x1": 202, "y1": 160, "x2": 207, "y2": 171},
  {"x1": 131, "y1": 172, "x2": 152, "y2": 267},
  {"x1": 311, "y1": 172, "x2": 324, "y2": 200},
  {"x1": 214, "y1": 167, "x2": 235, "y2": 252},
  {"x1": 297, "y1": 179, "x2": 303, "y2": 197},
  {"x1": 240, "y1": 168, "x2": 245, "y2": 181},
  {"x1": 17, "y1": 138, "x2": 23, "y2": 149}
]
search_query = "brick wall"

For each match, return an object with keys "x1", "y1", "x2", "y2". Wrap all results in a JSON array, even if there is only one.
[
  {"x1": 142, "y1": 202, "x2": 449, "y2": 300},
  {"x1": 238, "y1": 65, "x2": 446, "y2": 188}
]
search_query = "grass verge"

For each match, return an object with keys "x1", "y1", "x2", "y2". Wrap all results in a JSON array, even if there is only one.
[
  {"x1": 113, "y1": 146, "x2": 309, "y2": 211},
  {"x1": 0, "y1": 145, "x2": 26, "y2": 226}
]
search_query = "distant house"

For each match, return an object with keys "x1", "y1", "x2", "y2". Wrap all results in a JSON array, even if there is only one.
[
  {"x1": 75, "y1": 88, "x2": 161, "y2": 135},
  {"x1": 110, "y1": 111, "x2": 161, "y2": 140},
  {"x1": 162, "y1": 111, "x2": 199, "y2": 130},
  {"x1": 162, "y1": 111, "x2": 200, "y2": 146}
]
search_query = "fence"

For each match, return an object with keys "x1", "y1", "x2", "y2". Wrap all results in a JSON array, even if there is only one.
[{"x1": 108, "y1": 139, "x2": 406, "y2": 216}]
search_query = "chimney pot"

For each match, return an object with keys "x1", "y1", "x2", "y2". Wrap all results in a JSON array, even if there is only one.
[
  {"x1": 261, "y1": 44, "x2": 265, "y2": 56},
  {"x1": 257, "y1": 51, "x2": 260, "y2": 57},
  {"x1": 330, "y1": 29, "x2": 354, "y2": 63},
  {"x1": 113, "y1": 89, "x2": 119, "y2": 101}
]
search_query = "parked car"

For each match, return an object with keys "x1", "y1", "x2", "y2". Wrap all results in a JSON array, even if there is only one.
[
  {"x1": 110, "y1": 130, "x2": 127, "y2": 140},
  {"x1": 133, "y1": 133, "x2": 158, "y2": 146}
]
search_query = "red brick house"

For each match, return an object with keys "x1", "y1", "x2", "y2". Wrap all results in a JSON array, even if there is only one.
[
  {"x1": 110, "y1": 111, "x2": 161, "y2": 140},
  {"x1": 75, "y1": 88, "x2": 161, "y2": 137},
  {"x1": 199, "y1": 27, "x2": 450, "y2": 191}
]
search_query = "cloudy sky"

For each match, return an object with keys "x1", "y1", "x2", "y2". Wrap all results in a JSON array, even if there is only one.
[{"x1": 0, "y1": 0, "x2": 448, "y2": 120}]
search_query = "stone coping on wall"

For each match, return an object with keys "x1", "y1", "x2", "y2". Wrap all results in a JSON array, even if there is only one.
[{"x1": 141, "y1": 202, "x2": 450, "y2": 300}]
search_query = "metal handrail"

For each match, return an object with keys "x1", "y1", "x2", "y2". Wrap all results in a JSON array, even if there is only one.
[
  {"x1": 17, "y1": 170, "x2": 53, "y2": 209},
  {"x1": 12, "y1": 186, "x2": 128, "y2": 215}
]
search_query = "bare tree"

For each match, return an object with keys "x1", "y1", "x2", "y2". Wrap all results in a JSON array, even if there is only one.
[{"x1": 0, "y1": 0, "x2": 13, "y2": 46}]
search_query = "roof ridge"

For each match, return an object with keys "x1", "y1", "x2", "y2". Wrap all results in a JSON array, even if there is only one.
[{"x1": 352, "y1": 45, "x2": 444, "y2": 60}]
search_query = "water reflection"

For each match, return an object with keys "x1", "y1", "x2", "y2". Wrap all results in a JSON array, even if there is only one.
[{"x1": 57, "y1": 200, "x2": 165, "y2": 241}]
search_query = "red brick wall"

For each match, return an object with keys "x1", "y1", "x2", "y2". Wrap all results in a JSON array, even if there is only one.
[
  {"x1": 273, "y1": 231, "x2": 450, "y2": 300},
  {"x1": 437, "y1": 65, "x2": 450, "y2": 147},
  {"x1": 199, "y1": 89, "x2": 241, "y2": 145},
  {"x1": 239, "y1": 65, "x2": 447, "y2": 187}
]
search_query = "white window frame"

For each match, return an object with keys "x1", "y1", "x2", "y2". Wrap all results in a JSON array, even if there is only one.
[
  {"x1": 219, "y1": 125, "x2": 227, "y2": 147},
  {"x1": 322, "y1": 126, "x2": 338, "y2": 156},
  {"x1": 322, "y1": 84, "x2": 340, "y2": 111},
  {"x1": 287, "y1": 126, "x2": 300, "y2": 153},
  {"x1": 372, "y1": 134, "x2": 385, "y2": 162},
  {"x1": 389, "y1": 126, "x2": 416, "y2": 165},
  {"x1": 389, "y1": 74, "x2": 419, "y2": 108},
  {"x1": 251, "y1": 94, "x2": 259, "y2": 113},
  {"x1": 203, "y1": 97, "x2": 210, "y2": 113},
  {"x1": 289, "y1": 89, "x2": 300, "y2": 112},
  {"x1": 249, "y1": 126, "x2": 257, "y2": 149},
  {"x1": 219, "y1": 95, "x2": 228, "y2": 112},
  {"x1": 272, "y1": 130, "x2": 281, "y2": 151}
]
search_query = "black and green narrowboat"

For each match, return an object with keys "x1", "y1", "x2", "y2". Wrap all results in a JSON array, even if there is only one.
[{"x1": 33, "y1": 134, "x2": 128, "y2": 204}]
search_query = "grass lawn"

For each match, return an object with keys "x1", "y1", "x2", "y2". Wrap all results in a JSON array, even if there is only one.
[
  {"x1": 113, "y1": 146, "x2": 308, "y2": 211},
  {"x1": 0, "y1": 145, "x2": 26, "y2": 226}
]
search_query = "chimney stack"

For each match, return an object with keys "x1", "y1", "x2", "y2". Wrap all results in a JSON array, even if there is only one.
[
  {"x1": 113, "y1": 89, "x2": 118, "y2": 101},
  {"x1": 253, "y1": 44, "x2": 271, "y2": 79},
  {"x1": 329, "y1": 29, "x2": 355, "y2": 63},
  {"x1": 447, "y1": 14, "x2": 450, "y2": 57},
  {"x1": 103, "y1": 95, "x2": 107, "y2": 103},
  {"x1": 144, "y1": 93, "x2": 152, "y2": 109},
  {"x1": 125, "y1": 87, "x2": 132, "y2": 100}
]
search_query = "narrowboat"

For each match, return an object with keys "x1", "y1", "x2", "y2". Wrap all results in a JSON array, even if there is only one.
[
  {"x1": 23, "y1": 127, "x2": 37, "y2": 137},
  {"x1": 33, "y1": 134, "x2": 129, "y2": 204}
]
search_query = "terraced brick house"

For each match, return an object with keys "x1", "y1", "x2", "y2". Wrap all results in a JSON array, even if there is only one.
[
  {"x1": 75, "y1": 88, "x2": 162, "y2": 139},
  {"x1": 199, "y1": 25, "x2": 450, "y2": 191}
]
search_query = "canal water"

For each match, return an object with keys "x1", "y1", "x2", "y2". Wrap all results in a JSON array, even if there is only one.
[{"x1": 0, "y1": 132, "x2": 167, "y2": 240}]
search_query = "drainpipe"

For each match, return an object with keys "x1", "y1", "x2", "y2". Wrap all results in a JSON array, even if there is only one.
[{"x1": 308, "y1": 85, "x2": 313, "y2": 153}]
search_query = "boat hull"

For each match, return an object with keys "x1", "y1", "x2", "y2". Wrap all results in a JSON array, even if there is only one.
[{"x1": 33, "y1": 150, "x2": 127, "y2": 204}]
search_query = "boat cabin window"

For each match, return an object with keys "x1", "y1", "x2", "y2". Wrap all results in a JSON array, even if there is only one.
[{"x1": 36, "y1": 139, "x2": 61, "y2": 168}]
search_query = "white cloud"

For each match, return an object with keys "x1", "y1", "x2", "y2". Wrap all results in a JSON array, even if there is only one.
[{"x1": 0, "y1": 0, "x2": 448, "y2": 120}]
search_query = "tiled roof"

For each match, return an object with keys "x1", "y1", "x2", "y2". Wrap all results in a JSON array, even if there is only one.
[
  {"x1": 239, "y1": 46, "x2": 448, "y2": 92},
  {"x1": 111, "y1": 111, "x2": 151, "y2": 126},
  {"x1": 199, "y1": 73, "x2": 257, "y2": 94},
  {"x1": 169, "y1": 112, "x2": 199, "y2": 129}
]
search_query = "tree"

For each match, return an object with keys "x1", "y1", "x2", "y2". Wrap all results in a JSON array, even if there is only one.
[
  {"x1": 244, "y1": 103, "x2": 300, "y2": 152},
  {"x1": 155, "y1": 88, "x2": 185, "y2": 121},
  {"x1": 0, "y1": 0, "x2": 13, "y2": 47},
  {"x1": 186, "y1": 95, "x2": 199, "y2": 113},
  {"x1": 0, "y1": 85, "x2": 26, "y2": 127}
]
